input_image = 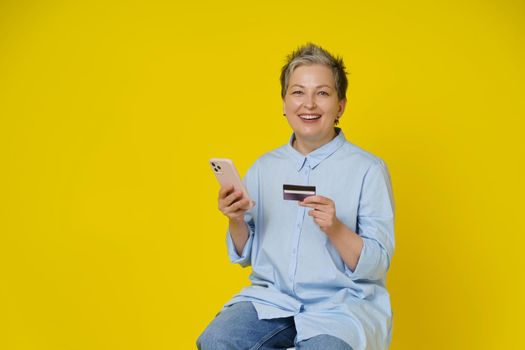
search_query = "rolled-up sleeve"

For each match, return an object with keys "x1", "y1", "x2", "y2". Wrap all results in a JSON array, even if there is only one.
[
  {"x1": 345, "y1": 159, "x2": 395, "y2": 281},
  {"x1": 225, "y1": 160, "x2": 259, "y2": 267},
  {"x1": 226, "y1": 215, "x2": 255, "y2": 267}
]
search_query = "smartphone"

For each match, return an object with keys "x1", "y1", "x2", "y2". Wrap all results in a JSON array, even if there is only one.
[{"x1": 209, "y1": 158, "x2": 254, "y2": 210}]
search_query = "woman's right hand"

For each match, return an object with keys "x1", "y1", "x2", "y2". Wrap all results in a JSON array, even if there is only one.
[{"x1": 218, "y1": 184, "x2": 254, "y2": 222}]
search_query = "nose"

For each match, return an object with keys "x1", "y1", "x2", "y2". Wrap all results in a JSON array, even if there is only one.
[{"x1": 304, "y1": 94, "x2": 317, "y2": 109}]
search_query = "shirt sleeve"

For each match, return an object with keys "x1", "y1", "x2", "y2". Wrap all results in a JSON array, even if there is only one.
[
  {"x1": 225, "y1": 160, "x2": 259, "y2": 267},
  {"x1": 345, "y1": 159, "x2": 395, "y2": 281},
  {"x1": 226, "y1": 215, "x2": 255, "y2": 267}
]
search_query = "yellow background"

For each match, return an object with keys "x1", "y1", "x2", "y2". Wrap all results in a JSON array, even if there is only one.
[{"x1": 1, "y1": 0, "x2": 524, "y2": 349}]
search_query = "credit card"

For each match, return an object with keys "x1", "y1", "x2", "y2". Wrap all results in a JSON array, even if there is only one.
[{"x1": 283, "y1": 184, "x2": 316, "y2": 201}]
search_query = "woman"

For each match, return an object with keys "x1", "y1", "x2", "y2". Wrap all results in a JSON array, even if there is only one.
[{"x1": 197, "y1": 43, "x2": 395, "y2": 350}]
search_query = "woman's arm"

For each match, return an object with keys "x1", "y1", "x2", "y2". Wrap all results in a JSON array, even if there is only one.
[
  {"x1": 300, "y1": 160, "x2": 395, "y2": 280},
  {"x1": 300, "y1": 196, "x2": 363, "y2": 270},
  {"x1": 218, "y1": 185, "x2": 253, "y2": 255},
  {"x1": 229, "y1": 217, "x2": 250, "y2": 256},
  {"x1": 324, "y1": 222, "x2": 364, "y2": 271}
]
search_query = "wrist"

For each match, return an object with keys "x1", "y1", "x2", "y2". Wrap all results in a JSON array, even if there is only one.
[
  {"x1": 325, "y1": 219, "x2": 344, "y2": 237},
  {"x1": 229, "y1": 216, "x2": 245, "y2": 225}
]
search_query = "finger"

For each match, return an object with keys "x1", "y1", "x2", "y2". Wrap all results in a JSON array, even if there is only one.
[
  {"x1": 220, "y1": 190, "x2": 243, "y2": 210},
  {"x1": 219, "y1": 184, "x2": 235, "y2": 199},
  {"x1": 225, "y1": 198, "x2": 250, "y2": 214},
  {"x1": 224, "y1": 190, "x2": 243, "y2": 206},
  {"x1": 301, "y1": 195, "x2": 330, "y2": 205},
  {"x1": 308, "y1": 209, "x2": 330, "y2": 220},
  {"x1": 312, "y1": 215, "x2": 323, "y2": 223},
  {"x1": 312, "y1": 215, "x2": 329, "y2": 227},
  {"x1": 299, "y1": 202, "x2": 317, "y2": 209},
  {"x1": 308, "y1": 209, "x2": 319, "y2": 218},
  {"x1": 302, "y1": 203, "x2": 332, "y2": 213},
  {"x1": 300, "y1": 195, "x2": 317, "y2": 204},
  {"x1": 224, "y1": 206, "x2": 246, "y2": 220},
  {"x1": 232, "y1": 197, "x2": 251, "y2": 211},
  {"x1": 227, "y1": 196, "x2": 249, "y2": 210},
  {"x1": 299, "y1": 199, "x2": 327, "y2": 208}
]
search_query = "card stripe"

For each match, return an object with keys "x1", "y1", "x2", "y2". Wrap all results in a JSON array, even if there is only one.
[
  {"x1": 283, "y1": 184, "x2": 316, "y2": 201},
  {"x1": 283, "y1": 184, "x2": 316, "y2": 191},
  {"x1": 284, "y1": 190, "x2": 316, "y2": 195}
]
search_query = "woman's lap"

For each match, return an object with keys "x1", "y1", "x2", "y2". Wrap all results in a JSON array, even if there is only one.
[
  {"x1": 196, "y1": 301, "x2": 352, "y2": 350},
  {"x1": 197, "y1": 301, "x2": 296, "y2": 350},
  {"x1": 296, "y1": 334, "x2": 353, "y2": 349}
]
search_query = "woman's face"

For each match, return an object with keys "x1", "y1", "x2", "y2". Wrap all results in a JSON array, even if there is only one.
[{"x1": 283, "y1": 64, "x2": 346, "y2": 145}]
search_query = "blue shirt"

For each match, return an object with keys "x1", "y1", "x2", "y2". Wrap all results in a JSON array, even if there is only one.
[{"x1": 224, "y1": 128, "x2": 395, "y2": 350}]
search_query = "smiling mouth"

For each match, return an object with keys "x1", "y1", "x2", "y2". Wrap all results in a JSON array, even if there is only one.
[{"x1": 299, "y1": 114, "x2": 321, "y2": 121}]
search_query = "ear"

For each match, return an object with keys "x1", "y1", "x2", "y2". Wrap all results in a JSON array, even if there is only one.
[{"x1": 338, "y1": 98, "x2": 347, "y2": 116}]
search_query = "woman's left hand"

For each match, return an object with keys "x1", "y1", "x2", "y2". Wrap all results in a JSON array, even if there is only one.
[{"x1": 299, "y1": 195, "x2": 342, "y2": 236}]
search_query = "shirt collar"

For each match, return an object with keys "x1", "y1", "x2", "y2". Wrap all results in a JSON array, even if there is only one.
[{"x1": 286, "y1": 127, "x2": 347, "y2": 171}]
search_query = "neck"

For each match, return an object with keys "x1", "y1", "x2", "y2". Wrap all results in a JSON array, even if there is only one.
[{"x1": 293, "y1": 129, "x2": 338, "y2": 156}]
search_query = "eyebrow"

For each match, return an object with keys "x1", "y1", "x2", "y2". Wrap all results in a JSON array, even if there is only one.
[{"x1": 290, "y1": 84, "x2": 333, "y2": 89}]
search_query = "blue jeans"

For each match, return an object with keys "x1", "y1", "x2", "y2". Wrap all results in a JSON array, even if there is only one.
[{"x1": 197, "y1": 301, "x2": 353, "y2": 350}]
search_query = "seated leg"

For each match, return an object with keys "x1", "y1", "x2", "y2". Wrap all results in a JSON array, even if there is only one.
[
  {"x1": 197, "y1": 301, "x2": 296, "y2": 350},
  {"x1": 296, "y1": 334, "x2": 353, "y2": 350}
]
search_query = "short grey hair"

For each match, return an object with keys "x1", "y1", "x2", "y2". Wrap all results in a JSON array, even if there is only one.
[{"x1": 280, "y1": 42, "x2": 349, "y2": 101}]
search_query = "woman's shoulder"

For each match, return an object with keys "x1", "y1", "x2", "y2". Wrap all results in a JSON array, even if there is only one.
[
  {"x1": 254, "y1": 144, "x2": 290, "y2": 163},
  {"x1": 242, "y1": 144, "x2": 289, "y2": 175},
  {"x1": 249, "y1": 139, "x2": 388, "y2": 170},
  {"x1": 338, "y1": 140, "x2": 386, "y2": 168}
]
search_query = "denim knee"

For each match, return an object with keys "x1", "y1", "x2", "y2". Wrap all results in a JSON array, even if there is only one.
[
  {"x1": 196, "y1": 328, "x2": 215, "y2": 350},
  {"x1": 297, "y1": 334, "x2": 353, "y2": 350},
  {"x1": 196, "y1": 303, "x2": 250, "y2": 350}
]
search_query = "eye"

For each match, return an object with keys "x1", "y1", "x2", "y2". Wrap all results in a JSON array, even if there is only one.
[
  {"x1": 291, "y1": 90, "x2": 303, "y2": 95},
  {"x1": 318, "y1": 91, "x2": 329, "y2": 96}
]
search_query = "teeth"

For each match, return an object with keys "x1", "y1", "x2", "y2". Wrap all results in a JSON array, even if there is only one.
[{"x1": 300, "y1": 115, "x2": 321, "y2": 120}]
